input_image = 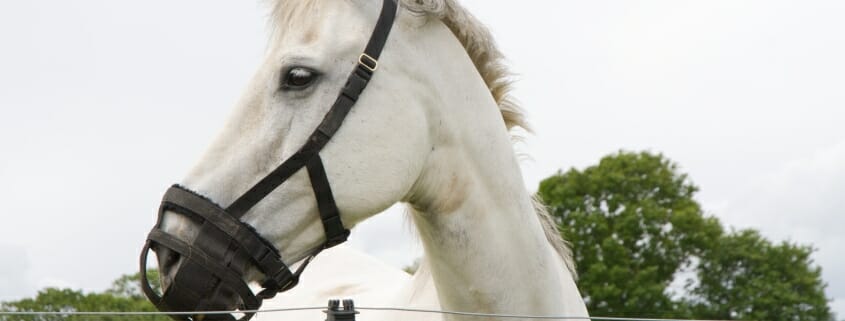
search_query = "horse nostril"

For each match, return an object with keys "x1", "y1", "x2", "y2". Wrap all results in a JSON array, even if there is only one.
[
  {"x1": 162, "y1": 250, "x2": 181, "y2": 271},
  {"x1": 153, "y1": 246, "x2": 182, "y2": 290}
]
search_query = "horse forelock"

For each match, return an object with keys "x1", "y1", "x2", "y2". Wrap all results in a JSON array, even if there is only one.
[{"x1": 269, "y1": 0, "x2": 322, "y2": 35}]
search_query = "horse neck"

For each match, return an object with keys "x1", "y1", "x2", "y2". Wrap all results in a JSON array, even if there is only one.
[{"x1": 404, "y1": 56, "x2": 585, "y2": 318}]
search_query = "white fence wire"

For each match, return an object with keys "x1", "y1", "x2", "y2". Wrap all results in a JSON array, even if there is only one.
[{"x1": 0, "y1": 306, "x2": 736, "y2": 321}]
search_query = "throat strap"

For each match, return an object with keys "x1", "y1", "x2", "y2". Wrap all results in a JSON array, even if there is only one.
[{"x1": 306, "y1": 155, "x2": 349, "y2": 246}]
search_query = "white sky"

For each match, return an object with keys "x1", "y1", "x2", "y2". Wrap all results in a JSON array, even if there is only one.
[{"x1": 0, "y1": 0, "x2": 842, "y2": 317}]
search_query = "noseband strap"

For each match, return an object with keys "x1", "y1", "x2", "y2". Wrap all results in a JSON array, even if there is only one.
[{"x1": 140, "y1": 1, "x2": 399, "y2": 320}]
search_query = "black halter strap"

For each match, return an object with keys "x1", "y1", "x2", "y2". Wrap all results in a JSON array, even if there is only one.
[{"x1": 226, "y1": 0, "x2": 399, "y2": 248}]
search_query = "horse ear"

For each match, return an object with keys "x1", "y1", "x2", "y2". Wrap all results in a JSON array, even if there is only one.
[{"x1": 402, "y1": 0, "x2": 447, "y2": 17}]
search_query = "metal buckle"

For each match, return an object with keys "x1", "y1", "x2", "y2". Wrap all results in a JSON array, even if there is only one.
[{"x1": 358, "y1": 53, "x2": 378, "y2": 72}]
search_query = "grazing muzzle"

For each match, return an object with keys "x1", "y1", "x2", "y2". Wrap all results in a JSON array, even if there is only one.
[
  {"x1": 138, "y1": 1, "x2": 398, "y2": 320},
  {"x1": 140, "y1": 185, "x2": 317, "y2": 321}
]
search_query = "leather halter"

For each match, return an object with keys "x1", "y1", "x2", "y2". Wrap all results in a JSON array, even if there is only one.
[{"x1": 139, "y1": 1, "x2": 398, "y2": 320}]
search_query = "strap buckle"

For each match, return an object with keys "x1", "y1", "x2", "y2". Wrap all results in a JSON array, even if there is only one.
[
  {"x1": 325, "y1": 229, "x2": 351, "y2": 249},
  {"x1": 358, "y1": 53, "x2": 378, "y2": 73}
]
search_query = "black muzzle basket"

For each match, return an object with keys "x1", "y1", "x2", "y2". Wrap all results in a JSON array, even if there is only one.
[{"x1": 140, "y1": 186, "x2": 301, "y2": 321}]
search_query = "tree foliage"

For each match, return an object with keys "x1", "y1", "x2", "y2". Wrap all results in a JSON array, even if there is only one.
[
  {"x1": 105, "y1": 269, "x2": 161, "y2": 300},
  {"x1": 538, "y1": 151, "x2": 833, "y2": 320},
  {"x1": 689, "y1": 230, "x2": 832, "y2": 321},
  {"x1": 0, "y1": 270, "x2": 167, "y2": 321},
  {"x1": 539, "y1": 151, "x2": 722, "y2": 318}
]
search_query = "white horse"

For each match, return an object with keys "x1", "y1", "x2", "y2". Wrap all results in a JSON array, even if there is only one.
[{"x1": 157, "y1": 0, "x2": 588, "y2": 320}]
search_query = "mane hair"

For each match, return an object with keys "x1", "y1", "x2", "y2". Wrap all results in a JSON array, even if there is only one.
[
  {"x1": 403, "y1": 0, "x2": 576, "y2": 278},
  {"x1": 402, "y1": 0, "x2": 528, "y2": 133}
]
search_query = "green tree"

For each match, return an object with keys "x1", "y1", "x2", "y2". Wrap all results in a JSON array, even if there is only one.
[
  {"x1": 0, "y1": 270, "x2": 167, "y2": 321},
  {"x1": 539, "y1": 151, "x2": 722, "y2": 318},
  {"x1": 105, "y1": 269, "x2": 160, "y2": 300},
  {"x1": 538, "y1": 151, "x2": 833, "y2": 320},
  {"x1": 689, "y1": 230, "x2": 832, "y2": 321}
]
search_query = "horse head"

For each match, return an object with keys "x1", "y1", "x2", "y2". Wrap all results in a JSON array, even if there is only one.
[{"x1": 141, "y1": 0, "x2": 448, "y2": 319}]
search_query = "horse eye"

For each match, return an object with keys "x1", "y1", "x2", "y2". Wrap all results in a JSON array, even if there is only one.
[{"x1": 282, "y1": 67, "x2": 319, "y2": 90}]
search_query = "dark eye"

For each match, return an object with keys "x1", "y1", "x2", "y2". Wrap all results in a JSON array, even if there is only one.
[{"x1": 282, "y1": 67, "x2": 319, "y2": 90}]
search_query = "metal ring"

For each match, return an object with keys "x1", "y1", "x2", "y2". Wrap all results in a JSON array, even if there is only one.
[{"x1": 358, "y1": 53, "x2": 378, "y2": 72}]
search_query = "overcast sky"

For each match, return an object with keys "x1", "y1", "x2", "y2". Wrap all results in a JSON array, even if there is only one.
[{"x1": 0, "y1": 0, "x2": 842, "y2": 317}]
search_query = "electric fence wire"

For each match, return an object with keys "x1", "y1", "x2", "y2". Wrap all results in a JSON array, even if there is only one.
[{"x1": 0, "y1": 306, "x2": 735, "y2": 321}]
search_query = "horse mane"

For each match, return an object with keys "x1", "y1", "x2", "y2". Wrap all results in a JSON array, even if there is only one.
[
  {"x1": 402, "y1": 0, "x2": 527, "y2": 132},
  {"x1": 269, "y1": 0, "x2": 576, "y2": 278}
]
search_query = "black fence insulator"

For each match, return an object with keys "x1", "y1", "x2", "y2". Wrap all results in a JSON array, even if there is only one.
[{"x1": 325, "y1": 299, "x2": 359, "y2": 321}]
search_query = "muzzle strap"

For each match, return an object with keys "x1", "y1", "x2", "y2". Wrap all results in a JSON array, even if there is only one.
[
  {"x1": 140, "y1": 236, "x2": 260, "y2": 321},
  {"x1": 161, "y1": 186, "x2": 296, "y2": 290},
  {"x1": 140, "y1": 242, "x2": 163, "y2": 305},
  {"x1": 148, "y1": 230, "x2": 262, "y2": 308}
]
